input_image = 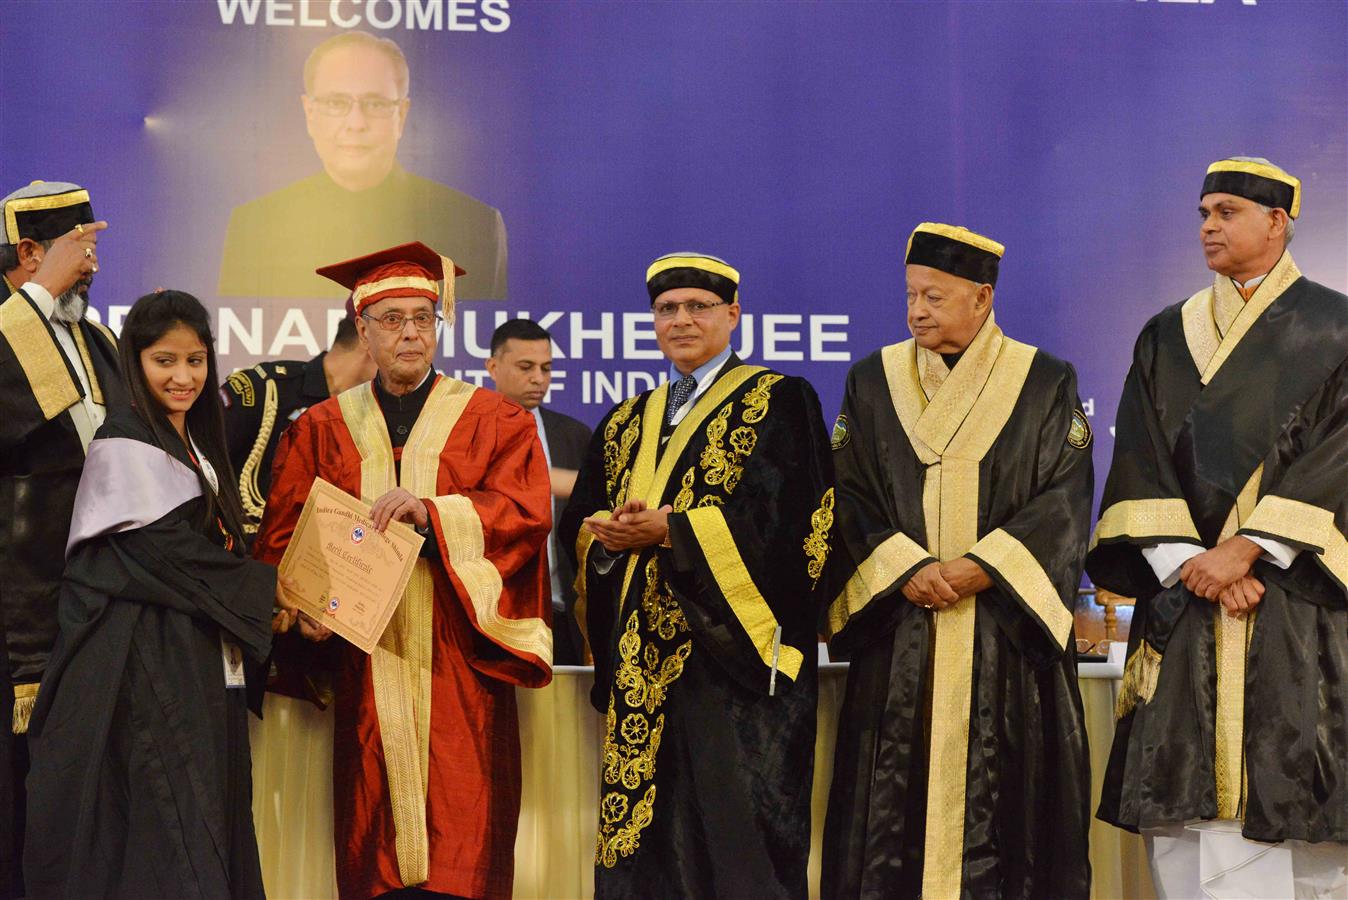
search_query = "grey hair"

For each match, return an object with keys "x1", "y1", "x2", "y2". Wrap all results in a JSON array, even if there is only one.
[
  {"x1": 0, "y1": 237, "x2": 55, "y2": 276},
  {"x1": 1229, "y1": 156, "x2": 1295, "y2": 244}
]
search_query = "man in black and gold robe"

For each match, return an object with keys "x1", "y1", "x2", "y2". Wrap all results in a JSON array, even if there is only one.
[
  {"x1": 561, "y1": 253, "x2": 834, "y2": 899},
  {"x1": 822, "y1": 223, "x2": 1093, "y2": 899},
  {"x1": 0, "y1": 181, "x2": 115, "y2": 895},
  {"x1": 1089, "y1": 158, "x2": 1348, "y2": 896}
]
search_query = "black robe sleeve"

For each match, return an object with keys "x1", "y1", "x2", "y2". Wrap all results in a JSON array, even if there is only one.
[
  {"x1": 825, "y1": 357, "x2": 938, "y2": 655},
  {"x1": 1086, "y1": 310, "x2": 1203, "y2": 600},
  {"x1": 559, "y1": 406, "x2": 629, "y2": 710},
  {"x1": 966, "y1": 360, "x2": 1094, "y2": 664},
  {"x1": 1238, "y1": 356, "x2": 1348, "y2": 602},
  {"x1": 664, "y1": 376, "x2": 835, "y2": 695}
]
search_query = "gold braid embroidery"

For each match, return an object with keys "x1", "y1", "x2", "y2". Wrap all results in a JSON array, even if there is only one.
[
  {"x1": 672, "y1": 468, "x2": 696, "y2": 513},
  {"x1": 603, "y1": 397, "x2": 641, "y2": 498},
  {"x1": 804, "y1": 487, "x2": 835, "y2": 585},
  {"x1": 699, "y1": 403, "x2": 735, "y2": 485},
  {"x1": 238, "y1": 378, "x2": 279, "y2": 533},
  {"x1": 597, "y1": 604, "x2": 691, "y2": 867},
  {"x1": 740, "y1": 372, "x2": 784, "y2": 423},
  {"x1": 641, "y1": 558, "x2": 690, "y2": 640}
]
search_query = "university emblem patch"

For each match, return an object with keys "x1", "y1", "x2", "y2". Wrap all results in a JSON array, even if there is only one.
[
  {"x1": 1068, "y1": 408, "x2": 1092, "y2": 449},
  {"x1": 831, "y1": 414, "x2": 850, "y2": 451}
]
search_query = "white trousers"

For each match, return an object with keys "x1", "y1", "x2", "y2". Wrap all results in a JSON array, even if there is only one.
[{"x1": 1144, "y1": 821, "x2": 1348, "y2": 899}]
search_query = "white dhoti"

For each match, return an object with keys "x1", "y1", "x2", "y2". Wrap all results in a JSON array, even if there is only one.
[{"x1": 1145, "y1": 821, "x2": 1348, "y2": 900}]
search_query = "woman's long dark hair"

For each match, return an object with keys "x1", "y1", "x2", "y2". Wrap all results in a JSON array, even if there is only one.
[{"x1": 118, "y1": 290, "x2": 247, "y2": 550}]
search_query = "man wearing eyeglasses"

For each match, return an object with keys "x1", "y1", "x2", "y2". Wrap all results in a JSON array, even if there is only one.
[
  {"x1": 255, "y1": 242, "x2": 551, "y2": 898},
  {"x1": 559, "y1": 253, "x2": 834, "y2": 899},
  {"x1": 218, "y1": 31, "x2": 507, "y2": 300}
]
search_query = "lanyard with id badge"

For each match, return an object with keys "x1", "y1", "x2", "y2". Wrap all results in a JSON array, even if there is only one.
[{"x1": 190, "y1": 434, "x2": 247, "y2": 690}]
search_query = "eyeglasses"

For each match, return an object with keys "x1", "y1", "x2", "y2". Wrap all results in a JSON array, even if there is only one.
[
  {"x1": 652, "y1": 299, "x2": 730, "y2": 320},
  {"x1": 310, "y1": 94, "x2": 404, "y2": 119},
  {"x1": 361, "y1": 311, "x2": 443, "y2": 333}
]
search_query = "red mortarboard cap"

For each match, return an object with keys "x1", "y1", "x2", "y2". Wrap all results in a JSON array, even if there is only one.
[{"x1": 316, "y1": 242, "x2": 466, "y2": 319}]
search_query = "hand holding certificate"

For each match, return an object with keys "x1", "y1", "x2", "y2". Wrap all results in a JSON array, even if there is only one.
[{"x1": 276, "y1": 477, "x2": 425, "y2": 653}]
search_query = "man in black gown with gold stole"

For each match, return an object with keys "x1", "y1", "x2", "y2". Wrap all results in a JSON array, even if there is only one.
[
  {"x1": 0, "y1": 181, "x2": 115, "y2": 895},
  {"x1": 561, "y1": 253, "x2": 834, "y2": 899},
  {"x1": 1089, "y1": 158, "x2": 1348, "y2": 896},
  {"x1": 822, "y1": 224, "x2": 1093, "y2": 899}
]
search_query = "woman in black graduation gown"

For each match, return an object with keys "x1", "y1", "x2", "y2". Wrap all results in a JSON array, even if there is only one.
[{"x1": 24, "y1": 291, "x2": 278, "y2": 898}]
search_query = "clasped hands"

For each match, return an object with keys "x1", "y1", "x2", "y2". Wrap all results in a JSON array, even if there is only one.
[
  {"x1": 272, "y1": 487, "x2": 428, "y2": 640},
  {"x1": 1178, "y1": 535, "x2": 1265, "y2": 619},
  {"x1": 902, "y1": 558, "x2": 993, "y2": 610},
  {"x1": 583, "y1": 500, "x2": 673, "y2": 553}
]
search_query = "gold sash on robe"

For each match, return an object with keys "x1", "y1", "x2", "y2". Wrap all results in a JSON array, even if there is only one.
[
  {"x1": 1177, "y1": 251, "x2": 1303, "y2": 819},
  {"x1": 338, "y1": 376, "x2": 475, "y2": 887},
  {"x1": 879, "y1": 313, "x2": 1037, "y2": 898}
]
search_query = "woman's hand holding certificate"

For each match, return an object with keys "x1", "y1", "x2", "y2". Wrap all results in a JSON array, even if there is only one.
[{"x1": 276, "y1": 477, "x2": 425, "y2": 653}]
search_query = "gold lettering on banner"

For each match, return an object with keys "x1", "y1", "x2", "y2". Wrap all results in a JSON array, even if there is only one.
[
  {"x1": 339, "y1": 376, "x2": 474, "y2": 887},
  {"x1": 880, "y1": 325, "x2": 1037, "y2": 899}
]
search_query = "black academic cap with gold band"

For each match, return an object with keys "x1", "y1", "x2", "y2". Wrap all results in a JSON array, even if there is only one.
[
  {"x1": 2, "y1": 180, "x2": 95, "y2": 245},
  {"x1": 646, "y1": 252, "x2": 740, "y2": 305},
  {"x1": 1202, "y1": 158, "x2": 1301, "y2": 219},
  {"x1": 905, "y1": 222, "x2": 1005, "y2": 287}
]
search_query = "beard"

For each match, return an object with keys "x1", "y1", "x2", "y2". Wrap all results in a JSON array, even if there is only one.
[{"x1": 51, "y1": 282, "x2": 90, "y2": 324}]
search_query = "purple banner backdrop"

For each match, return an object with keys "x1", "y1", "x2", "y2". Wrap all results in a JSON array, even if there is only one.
[{"x1": 3, "y1": 0, "x2": 1346, "y2": 502}]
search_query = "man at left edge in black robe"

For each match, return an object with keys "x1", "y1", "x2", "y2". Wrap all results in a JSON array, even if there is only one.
[{"x1": 0, "y1": 181, "x2": 115, "y2": 895}]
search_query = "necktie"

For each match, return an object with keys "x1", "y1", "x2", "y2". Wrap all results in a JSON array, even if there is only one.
[{"x1": 666, "y1": 374, "x2": 697, "y2": 425}]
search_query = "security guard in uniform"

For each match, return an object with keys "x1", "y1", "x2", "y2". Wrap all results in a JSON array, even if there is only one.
[{"x1": 222, "y1": 310, "x2": 375, "y2": 542}]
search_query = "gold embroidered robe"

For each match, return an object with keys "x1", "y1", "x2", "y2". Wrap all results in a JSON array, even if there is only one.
[{"x1": 560, "y1": 359, "x2": 834, "y2": 899}]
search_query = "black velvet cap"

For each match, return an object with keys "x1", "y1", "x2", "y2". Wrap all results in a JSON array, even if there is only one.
[
  {"x1": 1201, "y1": 159, "x2": 1300, "y2": 219},
  {"x1": 2, "y1": 181, "x2": 94, "y2": 245},
  {"x1": 646, "y1": 253, "x2": 740, "y2": 305},
  {"x1": 905, "y1": 223, "x2": 1004, "y2": 287}
]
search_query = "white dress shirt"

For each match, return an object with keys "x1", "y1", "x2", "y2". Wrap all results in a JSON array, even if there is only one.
[{"x1": 531, "y1": 406, "x2": 566, "y2": 613}]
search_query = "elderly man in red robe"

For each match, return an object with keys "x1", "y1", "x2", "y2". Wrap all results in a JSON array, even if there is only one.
[{"x1": 255, "y1": 241, "x2": 552, "y2": 899}]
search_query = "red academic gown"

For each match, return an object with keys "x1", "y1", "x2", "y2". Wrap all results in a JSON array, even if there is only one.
[{"x1": 255, "y1": 375, "x2": 552, "y2": 899}]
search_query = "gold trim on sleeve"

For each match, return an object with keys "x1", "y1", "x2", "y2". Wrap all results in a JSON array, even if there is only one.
[
  {"x1": 572, "y1": 510, "x2": 612, "y2": 658},
  {"x1": 684, "y1": 506, "x2": 804, "y2": 682},
  {"x1": 1091, "y1": 498, "x2": 1201, "y2": 549},
  {"x1": 967, "y1": 528, "x2": 1074, "y2": 650},
  {"x1": 1241, "y1": 494, "x2": 1348, "y2": 590},
  {"x1": 825, "y1": 529, "x2": 932, "y2": 637},
  {"x1": 0, "y1": 291, "x2": 80, "y2": 421},
  {"x1": 430, "y1": 493, "x2": 552, "y2": 664}
]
